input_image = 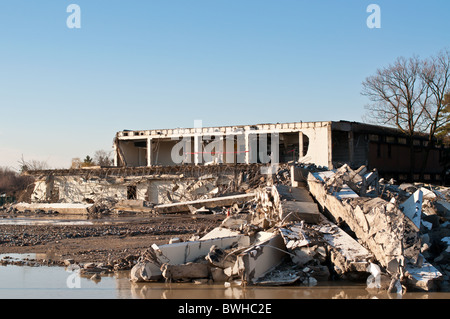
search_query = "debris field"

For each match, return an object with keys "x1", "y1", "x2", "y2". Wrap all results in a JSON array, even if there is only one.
[{"x1": 2, "y1": 163, "x2": 449, "y2": 293}]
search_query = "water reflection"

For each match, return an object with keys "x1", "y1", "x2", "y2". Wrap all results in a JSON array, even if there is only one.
[
  {"x1": 0, "y1": 214, "x2": 149, "y2": 226},
  {"x1": 1, "y1": 261, "x2": 449, "y2": 299}
]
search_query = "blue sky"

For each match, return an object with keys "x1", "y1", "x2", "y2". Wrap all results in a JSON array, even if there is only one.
[{"x1": 0, "y1": 0, "x2": 449, "y2": 170}]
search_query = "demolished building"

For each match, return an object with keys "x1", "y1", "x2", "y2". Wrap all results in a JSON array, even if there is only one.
[
  {"x1": 22, "y1": 120, "x2": 447, "y2": 205},
  {"x1": 12, "y1": 120, "x2": 450, "y2": 293},
  {"x1": 114, "y1": 120, "x2": 448, "y2": 185}
]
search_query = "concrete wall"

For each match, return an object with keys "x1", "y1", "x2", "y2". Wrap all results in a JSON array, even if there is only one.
[
  {"x1": 120, "y1": 140, "x2": 146, "y2": 167},
  {"x1": 29, "y1": 174, "x2": 227, "y2": 205}
]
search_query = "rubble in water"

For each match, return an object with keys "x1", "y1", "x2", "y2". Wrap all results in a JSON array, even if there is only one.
[{"x1": 130, "y1": 163, "x2": 450, "y2": 292}]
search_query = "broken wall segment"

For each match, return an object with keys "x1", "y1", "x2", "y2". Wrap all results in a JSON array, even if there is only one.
[
  {"x1": 154, "y1": 193, "x2": 257, "y2": 214},
  {"x1": 276, "y1": 185, "x2": 321, "y2": 224},
  {"x1": 305, "y1": 166, "x2": 447, "y2": 291},
  {"x1": 24, "y1": 164, "x2": 283, "y2": 206},
  {"x1": 236, "y1": 231, "x2": 287, "y2": 285},
  {"x1": 130, "y1": 233, "x2": 249, "y2": 282},
  {"x1": 307, "y1": 170, "x2": 420, "y2": 269},
  {"x1": 280, "y1": 214, "x2": 373, "y2": 280},
  {"x1": 12, "y1": 202, "x2": 93, "y2": 215}
]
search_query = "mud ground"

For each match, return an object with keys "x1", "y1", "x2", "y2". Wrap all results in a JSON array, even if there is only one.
[{"x1": 0, "y1": 213, "x2": 226, "y2": 265}]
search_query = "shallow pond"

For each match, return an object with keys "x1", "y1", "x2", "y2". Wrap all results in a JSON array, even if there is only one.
[{"x1": 1, "y1": 254, "x2": 449, "y2": 299}]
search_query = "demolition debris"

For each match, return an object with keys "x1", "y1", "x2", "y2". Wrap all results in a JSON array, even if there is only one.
[{"x1": 2, "y1": 163, "x2": 450, "y2": 293}]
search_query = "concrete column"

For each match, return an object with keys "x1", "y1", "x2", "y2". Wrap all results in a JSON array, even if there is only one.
[
  {"x1": 146, "y1": 137, "x2": 152, "y2": 167},
  {"x1": 244, "y1": 132, "x2": 250, "y2": 164},
  {"x1": 327, "y1": 124, "x2": 333, "y2": 169},
  {"x1": 113, "y1": 143, "x2": 118, "y2": 167},
  {"x1": 194, "y1": 135, "x2": 201, "y2": 165},
  {"x1": 299, "y1": 131, "x2": 304, "y2": 161},
  {"x1": 348, "y1": 131, "x2": 354, "y2": 166}
]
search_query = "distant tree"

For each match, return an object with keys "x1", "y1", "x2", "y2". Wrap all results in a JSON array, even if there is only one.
[
  {"x1": 81, "y1": 155, "x2": 95, "y2": 167},
  {"x1": 93, "y1": 150, "x2": 113, "y2": 166},
  {"x1": 18, "y1": 155, "x2": 49, "y2": 172}
]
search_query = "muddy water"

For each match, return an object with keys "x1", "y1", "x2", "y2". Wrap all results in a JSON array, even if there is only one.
[{"x1": 1, "y1": 254, "x2": 449, "y2": 299}]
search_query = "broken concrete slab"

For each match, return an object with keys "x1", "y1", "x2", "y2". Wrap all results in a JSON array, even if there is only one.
[
  {"x1": 435, "y1": 200, "x2": 450, "y2": 218},
  {"x1": 132, "y1": 234, "x2": 248, "y2": 281},
  {"x1": 399, "y1": 189, "x2": 423, "y2": 230},
  {"x1": 312, "y1": 170, "x2": 359, "y2": 199},
  {"x1": 280, "y1": 213, "x2": 372, "y2": 276},
  {"x1": 161, "y1": 262, "x2": 209, "y2": 281},
  {"x1": 279, "y1": 201, "x2": 320, "y2": 224},
  {"x1": 236, "y1": 231, "x2": 287, "y2": 285},
  {"x1": 154, "y1": 193, "x2": 256, "y2": 214},
  {"x1": 306, "y1": 169, "x2": 447, "y2": 290},
  {"x1": 113, "y1": 199, "x2": 154, "y2": 213},
  {"x1": 210, "y1": 267, "x2": 229, "y2": 282},
  {"x1": 274, "y1": 184, "x2": 320, "y2": 223},
  {"x1": 255, "y1": 267, "x2": 301, "y2": 286},
  {"x1": 200, "y1": 227, "x2": 243, "y2": 241},
  {"x1": 275, "y1": 185, "x2": 315, "y2": 202},
  {"x1": 312, "y1": 214, "x2": 372, "y2": 276},
  {"x1": 280, "y1": 225, "x2": 314, "y2": 266},
  {"x1": 13, "y1": 202, "x2": 93, "y2": 215},
  {"x1": 405, "y1": 258, "x2": 442, "y2": 291},
  {"x1": 220, "y1": 214, "x2": 251, "y2": 230},
  {"x1": 307, "y1": 171, "x2": 420, "y2": 269},
  {"x1": 206, "y1": 245, "x2": 237, "y2": 269}
]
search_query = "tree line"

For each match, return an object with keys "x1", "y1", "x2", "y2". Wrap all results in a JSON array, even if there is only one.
[
  {"x1": 0, "y1": 150, "x2": 113, "y2": 198},
  {"x1": 71, "y1": 150, "x2": 114, "y2": 169}
]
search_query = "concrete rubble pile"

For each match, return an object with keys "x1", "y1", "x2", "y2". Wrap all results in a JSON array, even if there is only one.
[
  {"x1": 8, "y1": 164, "x2": 291, "y2": 217},
  {"x1": 3, "y1": 163, "x2": 448, "y2": 292},
  {"x1": 130, "y1": 163, "x2": 449, "y2": 292},
  {"x1": 304, "y1": 163, "x2": 449, "y2": 291}
]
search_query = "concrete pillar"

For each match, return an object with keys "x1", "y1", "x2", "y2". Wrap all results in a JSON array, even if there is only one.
[
  {"x1": 244, "y1": 132, "x2": 250, "y2": 164},
  {"x1": 113, "y1": 143, "x2": 118, "y2": 167},
  {"x1": 327, "y1": 124, "x2": 333, "y2": 169},
  {"x1": 348, "y1": 131, "x2": 354, "y2": 166},
  {"x1": 146, "y1": 137, "x2": 152, "y2": 167},
  {"x1": 194, "y1": 135, "x2": 201, "y2": 165},
  {"x1": 299, "y1": 131, "x2": 304, "y2": 161}
]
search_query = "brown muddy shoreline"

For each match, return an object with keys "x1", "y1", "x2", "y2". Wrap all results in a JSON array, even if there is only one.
[{"x1": 0, "y1": 213, "x2": 225, "y2": 266}]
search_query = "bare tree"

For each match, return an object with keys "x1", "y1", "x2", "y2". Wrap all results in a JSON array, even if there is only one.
[
  {"x1": 361, "y1": 56, "x2": 429, "y2": 180},
  {"x1": 18, "y1": 155, "x2": 49, "y2": 172},
  {"x1": 0, "y1": 166, "x2": 34, "y2": 197},
  {"x1": 421, "y1": 50, "x2": 450, "y2": 141},
  {"x1": 93, "y1": 150, "x2": 113, "y2": 166},
  {"x1": 438, "y1": 92, "x2": 450, "y2": 142},
  {"x1": 418, "y1": 49, "x2": 450, "y2": 176}
]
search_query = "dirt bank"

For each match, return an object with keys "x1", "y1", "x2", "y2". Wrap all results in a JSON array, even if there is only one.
[{"x1": 0, "y1": 213, "x2": 225, "y2": 265}]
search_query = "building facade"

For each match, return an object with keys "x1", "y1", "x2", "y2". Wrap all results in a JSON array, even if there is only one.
[{"x1": 114, "y1": 121, "x2": 448, "y2": 184}]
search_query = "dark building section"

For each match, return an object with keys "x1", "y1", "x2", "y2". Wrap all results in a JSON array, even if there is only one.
[{"x1": 331, "y1": 121, "x2": 448, "y2": 185}]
